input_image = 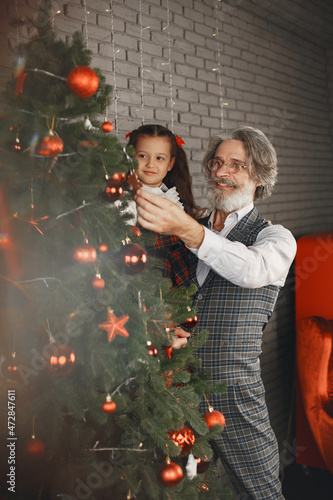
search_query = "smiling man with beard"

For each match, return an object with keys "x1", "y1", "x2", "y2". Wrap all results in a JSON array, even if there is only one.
[{"x1": 135, "y1": 126, "x2": 297, "y2": 499}]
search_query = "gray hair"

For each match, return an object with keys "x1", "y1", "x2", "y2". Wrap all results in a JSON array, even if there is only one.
[{"x1": 202, "y1": 126, "x2": 278, "y2": 200}]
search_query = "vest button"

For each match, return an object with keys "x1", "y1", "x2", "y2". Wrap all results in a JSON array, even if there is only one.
[{"x1": 197, "y1": 294, "x2": 203, "y2": 300}]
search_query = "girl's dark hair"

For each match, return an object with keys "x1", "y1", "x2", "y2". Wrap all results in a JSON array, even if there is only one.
[{"x1": 127, "y1": 124, "x2": 202, "y2": 218}]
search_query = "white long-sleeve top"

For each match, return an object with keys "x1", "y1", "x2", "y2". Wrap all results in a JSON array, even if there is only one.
[{"x1": 189, "y1": 202, "x2": 297, "y2": 289}]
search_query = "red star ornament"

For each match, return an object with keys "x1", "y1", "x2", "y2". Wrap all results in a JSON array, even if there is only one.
[{"x1": 99, "y1": 310, "x2": 129, "y2": 342}]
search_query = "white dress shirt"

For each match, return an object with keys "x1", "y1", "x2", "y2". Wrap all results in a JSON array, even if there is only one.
[{"x1": 189, "y1": 202, "x2": 297, "y2": 288}]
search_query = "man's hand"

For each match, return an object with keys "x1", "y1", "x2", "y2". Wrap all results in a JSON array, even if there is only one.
[
  {"x1": 172, "y1": 327, "x2": 191, "y2": 349},
  {"x1": 135, "y1": 189, "x2": 205, "y2": 249}
]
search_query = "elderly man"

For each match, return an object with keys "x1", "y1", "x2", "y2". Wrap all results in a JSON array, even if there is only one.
[{"x1": 135, "y1": 126, "x2": 296, "y2": 499}]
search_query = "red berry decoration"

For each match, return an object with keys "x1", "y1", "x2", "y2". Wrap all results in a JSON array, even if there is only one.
[
  {"x1": 37, "y1": 132, "x2": 64, "y2": 157},
  {"x1": 92, "y1": 274, "x2": 105, "y2": 289},
  {"x1": 181, "y1": 314, "x2": 198, "y2": 329},
  {"x1": 103, "y1": 178, "x2": 123, "y2": 202},
  {"x1": 73, "y1": 242, "x2": 97, "y2": 264},
  {"x1": 66, "y1": 66, "x2": 99, "y2": 99},
  {"x1": 162, "y1": 370, "x2": 173, "y2": 388},
  {"x1": 120, "y1": 243, "x2": 147, "y2": 275},
  {"x1": 102, "y1": 394, "x2": 116, "y2": 414},
  {"x1": 24, "y1": 435, "x2": 45, "y2": 458},
  {"x1": 146, "y1": 340, "x2": 158, "y2": 357},
  {"x1": 101, "y1": 120, "x2": 113, "y2": 133},
  {"x1": 158, "y1": 459, "x2": 183, "y2": 487},
  {"x1": 204, "y1": 408, "x2": 225, "y2": 429},
  {"x1": 168, "y1": 425, "x2": 195, "y2": 455}
]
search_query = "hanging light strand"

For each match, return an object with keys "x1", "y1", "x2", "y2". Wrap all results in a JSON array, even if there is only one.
[
  {"x1": 15, "y1": 0, "x2": 20, "y2": 45},
  {"x1": 214, "y1": 0, "x2": 224, "y2": 129},
  {"x1": 164, "y1": 0, "x2": 174, "y2": 132},
  {"x1": 82, "y1": 0, "x2": 89, "y2": 49},
  {"x1": 139, "y1": 0, "x2": 145, "y2": 124},
  {"x1": 109, "y1": 1, "x2": 119, "y2": 136}
]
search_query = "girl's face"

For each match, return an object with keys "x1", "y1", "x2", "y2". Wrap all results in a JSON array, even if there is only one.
[{"x1": 135, "y1": 135, "x2": 175, "y2": 188}]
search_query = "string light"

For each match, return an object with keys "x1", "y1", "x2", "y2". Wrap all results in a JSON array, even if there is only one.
[
  {"x1": 214, "y1": 0, "x2": 225, "y2": 129},
  {"x1": 82, "y1": 0, "x2": 89, "y2": 49},
  {"x1": 139, "y1": 0, "x2": 145, "y2": 124},
  {"x1": 15, "y1": 0, "x2": 20, "y2": 45},
  {"x1": 109, "y1": 1, "x2": 119, "y2": 136},
  {"x1": 164, "y1": 0, "x2": 174, "y2": 132}
]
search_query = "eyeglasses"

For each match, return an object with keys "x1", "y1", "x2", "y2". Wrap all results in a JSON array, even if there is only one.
[{"x1": 207, "y1": 159, "x2": 247, "y2": 174}]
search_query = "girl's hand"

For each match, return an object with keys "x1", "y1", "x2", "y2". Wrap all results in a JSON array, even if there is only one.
[{"x1": 172, "y1": 327, "x2": 191, "y2": 349}]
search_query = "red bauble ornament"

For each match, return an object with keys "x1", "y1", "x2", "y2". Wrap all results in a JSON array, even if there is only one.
[
  {"x1": 146, "y1": 340, "x2": 158, "y2": 357},
  {"x1": 24, "y1": 435, "x2": 45, "y2": 458},
  {"x1": 45, "y1": 343, "x2": 76, "y2": 377},
  {"x1": 112, "y1": 172, "x2": 127, "y2": 183},
  {"x1": 2, "y1": 353, "x2": 20, "y2": 382},
  {"x1": 120, "y1": 243, "x2": 147, "y2": 274},
  {"x1": 196, "y1": 456, "x2": 210, "y2": 474},
  {"x1": 67, "y1": 66, "x2": 99, "y2": 98},
  {"x1": 168, "y1": 425, "x2": 195, "y2": 455},
  {"x1": 101, "y1": 120, "x2": 113, "y2": 133},
  {"x1": 131, "y1": 226, "x2": 142, "y2": 238},
  {"x1": 204, "y1": 408, "x2": 225, "y2": 429},
  {"x1": 92, "y1": 274, "x2": 105, "y2": 289},
  {"x1": 37, "y1": 133, "x2": 64, "y2": 157},
  {"x1": 73, "y1": 242, "x2": 97, "y2": 264},
  {"x1": 103, "y1": 178, "x2": 123, "y2": 202},
  {"x1": 81, "y1": 140, "x2": 99, "y2": 148},
  {"x1": 98, "y1": 242, "x2": 108, "y2": 253},
  {"x1": 158, "y1": 460, "x2": 183, "y2": 487},
  {"x1": 164, "y1": 345, "x2": 173, "y2": 359},
  {"x1": 181, "y1": 315, "x2": 198, "y2": 329},
  {"x1": 102, "y1": 394, "x2": 116, "y2": 414}
]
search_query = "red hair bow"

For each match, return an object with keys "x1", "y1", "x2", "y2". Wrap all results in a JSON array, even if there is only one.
[
  {"x1": 125, "y1": 132, "x2": 131, "y2": 139},
  {"x1": 176, "y1": 135, "x2": 185, "y2": 148}
]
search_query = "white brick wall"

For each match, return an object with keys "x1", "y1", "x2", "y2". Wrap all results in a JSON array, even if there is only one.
[{"x1": 2, "y1": 0, "x2": 333, "y2": 494}]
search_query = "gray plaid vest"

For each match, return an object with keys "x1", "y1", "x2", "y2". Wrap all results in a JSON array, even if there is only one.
[{"x1": 189, "y1": 208, "x2": 280, "y2": 385}]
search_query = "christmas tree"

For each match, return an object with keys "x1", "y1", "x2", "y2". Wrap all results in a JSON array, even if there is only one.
[{"x1": 0, "y1": 3, "x2": 230, "y2": 499}]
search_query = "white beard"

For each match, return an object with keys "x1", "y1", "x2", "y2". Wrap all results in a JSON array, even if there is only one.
[{"x1": 206, "y1": 177, "x2": 256, "y2": 213}]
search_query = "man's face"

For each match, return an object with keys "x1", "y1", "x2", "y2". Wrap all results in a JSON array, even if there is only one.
[{"x1": 206, "y1": 139, "x2": 257, "y2": 213}]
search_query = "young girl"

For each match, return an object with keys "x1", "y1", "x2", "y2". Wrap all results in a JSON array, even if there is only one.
[
  {"x1": 123, "y1": 124, "x2": 202, "y2": 287},
  {"x1": 123, "y1": 124, "x2": 201, "y2": 224}
]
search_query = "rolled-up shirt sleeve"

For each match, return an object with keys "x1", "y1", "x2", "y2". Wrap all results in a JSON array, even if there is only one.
[{"x1": 189, "y1": 224, "x2": 297, "y2": 288}]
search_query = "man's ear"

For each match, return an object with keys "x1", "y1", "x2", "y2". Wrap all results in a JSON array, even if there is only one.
[{"x1": 168, "y1": 157, "x2": 176, "y2": 171}]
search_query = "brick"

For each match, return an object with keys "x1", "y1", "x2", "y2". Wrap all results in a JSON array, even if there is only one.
[
  {"x1": 184, "y1": 7, "x2": 204, "y2": 23},
  {"x1": 186, "y1": 78, "x2": 207, "y2": 92},
  {"x1": 177, "y1": 88, "x2": 199, "y2": 102},
  {"x1": 173, "y1": 38, "x2": 196, "y2": 55},
  {"x1": 130, "y1": 106, "x2": 154, "y2": 120},
  {"x1": 180, "y1": 113, "x2": 200, "y2": 125},
  {"x1": 97, "y1": 14, "x2": 124, "y2": 32},
  {"x1": 129, "y1": 78, "x2": 154, "y2": 94},
  {"x1": 184, "y1": 30, "x2": 205, "y2": 47},
  {"x1": 173, "y1": 14, "x2": 194, "y2": 30},
  {"x1": 175, "y1": 63, "x2": 196, "y2": 78},
  {"x1": 185, "y1": 54, "x2": 204, "y2": 68},
  {"x1": 162, "y1": 48, "x2": 185, "y2": 64},
  {"x1": 164, "y1": 73, "x2": 186, "y2": 87}
]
